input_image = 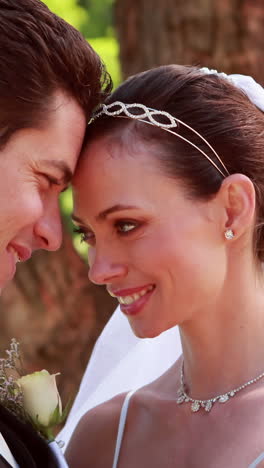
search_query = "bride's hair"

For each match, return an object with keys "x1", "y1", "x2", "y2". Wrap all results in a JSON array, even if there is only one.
[{"x1": 86, "y1": 64, "x2": 264, "y2": 261}]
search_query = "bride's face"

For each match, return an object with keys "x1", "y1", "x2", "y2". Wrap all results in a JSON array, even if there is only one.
[{"x1": 73, "y1": 137, "x2": 227, "y2": 338}]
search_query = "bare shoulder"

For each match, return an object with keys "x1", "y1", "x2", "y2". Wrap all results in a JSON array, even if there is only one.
[{"x1": 65, "y1": 393, "x2": 127, "y2": 468}]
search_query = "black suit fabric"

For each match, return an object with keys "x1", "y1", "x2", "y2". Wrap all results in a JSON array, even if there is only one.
[{"x1": 0, "y1": 405, "x2": 59, "y2": 468}]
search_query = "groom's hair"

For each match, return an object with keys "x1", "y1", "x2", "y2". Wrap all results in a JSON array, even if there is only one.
[{"x1": 0, "y1": 0, "x2": 112, "y2": 148}]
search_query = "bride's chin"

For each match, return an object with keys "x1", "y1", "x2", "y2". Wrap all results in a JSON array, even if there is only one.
[{"x1": 128, "y1": 321, "x2": 167, "y2": 339}]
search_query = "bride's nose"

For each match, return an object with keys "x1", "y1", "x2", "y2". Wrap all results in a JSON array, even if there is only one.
[{"x1": 88, "y1": 246, "x2": 128, "y2": 285}]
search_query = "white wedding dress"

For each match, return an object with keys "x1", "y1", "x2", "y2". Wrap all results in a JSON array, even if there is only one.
[
  {"x1": 58, "y1": 306, "x2": 264, "y2": 467},
  {"x1": 58, "y1": 306, "x2": 181, "y2": 447}
]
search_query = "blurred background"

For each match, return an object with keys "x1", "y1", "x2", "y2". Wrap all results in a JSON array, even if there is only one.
[{"x1": 0, "y1": 0, "x2": 263, "y2": 406}]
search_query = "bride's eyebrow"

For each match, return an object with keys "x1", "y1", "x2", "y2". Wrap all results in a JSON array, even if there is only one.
[
  {"x1": 71, "y1": 214, "x2": 86, "y2": 225},
  {"x1": 71, "y1": 205, "x2": 138, "y2": 225},
  {"x1": 96, "y1": 204, "x2": 138, "y2": 221}
]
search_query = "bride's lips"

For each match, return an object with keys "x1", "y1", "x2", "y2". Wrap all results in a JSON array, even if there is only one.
[{"x1": 107, "y1": 284, "x2": 156, "y2": 316}]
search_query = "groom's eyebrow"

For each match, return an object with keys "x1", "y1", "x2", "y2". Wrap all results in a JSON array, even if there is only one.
[{"x1": 42, "y1": 160, "x2": 73, "y2": 184}]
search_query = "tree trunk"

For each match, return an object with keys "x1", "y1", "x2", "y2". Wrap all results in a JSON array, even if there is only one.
[
  {"x1": 0, "y1": 227, "x2": 117, "y2": 404},
  {"x1": 115, "y1": 0, "x2": 264, "y2": 84}
]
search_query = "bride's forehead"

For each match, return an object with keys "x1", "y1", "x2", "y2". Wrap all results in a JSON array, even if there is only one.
[
  {"x1": 73, "y1": 152, "x2": 185, "y2": 216},
  {"x1": 79, "y1": 135, "x2": 164, "y2": 177}
]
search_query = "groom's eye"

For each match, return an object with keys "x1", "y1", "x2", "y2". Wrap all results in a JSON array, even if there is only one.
[
  {"x1": 38, "y1": 172, "x2": 65, "y2": 191},
  {"x1": 60, "y1": 184, "x2": 70, "y2": 193}
]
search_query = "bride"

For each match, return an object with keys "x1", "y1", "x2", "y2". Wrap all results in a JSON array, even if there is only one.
[{"x1": 67, "y1": 64, "x2": 264, "y2": 467}]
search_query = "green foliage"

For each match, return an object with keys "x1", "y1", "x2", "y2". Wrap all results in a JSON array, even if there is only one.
[
  {"x1": 43, "y1": 0, "x2": 115, "y2": 39},
  {"x1": 77, "y1": 0, "x2": 114, "y2": 38},
  {"x1": 60, "y1": 189, "x2": 88, "y2": 260},
  {"x1": 42, "y1": 1, "x2": 120, "y2": 86},
  {"x1": 89, "y1": 37, "x2": 121, "y2": 87},
  {"x1": 42, "y1": 0, "x2": 88, "y2": 30}
]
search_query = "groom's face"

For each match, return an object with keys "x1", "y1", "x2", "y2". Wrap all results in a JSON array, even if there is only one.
[{"x1": 0, "y1": 91, "x2": 86, "y2": 293}]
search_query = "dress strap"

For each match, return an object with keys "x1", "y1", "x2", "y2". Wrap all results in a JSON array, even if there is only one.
[
  {"x1": 112, "y1": 390, "x2": 136, "y2": 468},
  {"x1": 249, "y1": 451, "x2": 264, "y2": 467}
]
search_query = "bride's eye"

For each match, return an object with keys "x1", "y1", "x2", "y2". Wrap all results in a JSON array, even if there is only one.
[
  {"x1": 73, "y1": 227, "x2": 95, "y2": 244},
  {"x1": 115, "y1": 221, "x2": 138, "y2": 235}
]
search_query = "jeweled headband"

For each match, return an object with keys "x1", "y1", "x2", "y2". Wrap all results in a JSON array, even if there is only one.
[
  {"x1": 92, "y1": 100, "x2": 229, "y2": 178},
  {"x1": 92, "y1": 69, "x2": 264, "y2": 179}
]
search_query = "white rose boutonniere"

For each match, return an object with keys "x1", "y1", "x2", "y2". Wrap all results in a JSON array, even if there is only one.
[
  {"x1": 0, "y1": 339, "x2": 69, "y2": 442},
  {"x1": 17, "y1": 370, "x2": 67, "y2": 441}
]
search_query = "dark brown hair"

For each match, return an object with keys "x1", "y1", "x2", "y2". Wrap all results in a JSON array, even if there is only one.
[
  {"x1": 86, "y1": 64, "x2": 264, "y2": 261},
  {"x1": 0, "y1": 0, "x2": 112, "y2": 147}
]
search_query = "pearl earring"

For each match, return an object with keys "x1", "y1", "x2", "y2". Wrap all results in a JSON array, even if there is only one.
[{"x1": 224, "y1": 229, "x2": 234, "y2": 240}]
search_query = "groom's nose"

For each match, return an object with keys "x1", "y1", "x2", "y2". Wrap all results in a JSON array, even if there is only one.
[{"x1": 34, "y1": 199, "x2": 62, "y2": 252}]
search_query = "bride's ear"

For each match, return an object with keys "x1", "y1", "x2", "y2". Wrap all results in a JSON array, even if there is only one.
[{"x1": 218, "y1": 174, "x2": 256, "y2": 239}]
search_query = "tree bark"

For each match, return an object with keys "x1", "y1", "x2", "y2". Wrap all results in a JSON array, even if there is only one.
[
  {"x1": 115, "y1": 0, "x2": 264, "y2": 84},
  {"x1": 0, "y1": 227, "x2": 117, "y2": 404}
]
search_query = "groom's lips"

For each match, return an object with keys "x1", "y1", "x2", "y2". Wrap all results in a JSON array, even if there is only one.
[{"x1": 9, "y1": 243, "x2": 32, "y2": 262}]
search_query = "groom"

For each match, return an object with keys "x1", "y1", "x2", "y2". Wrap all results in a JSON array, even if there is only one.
[{"x1": 0, "y1": 0, "x2": 111, "y2": 466}]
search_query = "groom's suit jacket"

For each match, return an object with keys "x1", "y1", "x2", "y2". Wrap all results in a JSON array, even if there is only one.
[
  {"x1": 0, "y1": 405, "x2": 59, "y2": 468},
  {"x1": 0, "y1": 455, "x2": 11, "y2": 467}
]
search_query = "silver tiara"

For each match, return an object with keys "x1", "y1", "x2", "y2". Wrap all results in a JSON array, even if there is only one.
[{"x1": 92, "y1": 101, "x2": 230, "y2": 178}]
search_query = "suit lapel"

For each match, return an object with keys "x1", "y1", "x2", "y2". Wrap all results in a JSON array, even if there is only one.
[
  {"x1": 0, "y1": 454, "x2": 12, "y2": 467},
  {"x1": 0, "y1": 405, "x2": 58, "y2": 467}
]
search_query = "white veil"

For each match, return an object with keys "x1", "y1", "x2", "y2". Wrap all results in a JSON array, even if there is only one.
[{"x1": 58, "y1": 306, "x2": 181, "y2": 448}]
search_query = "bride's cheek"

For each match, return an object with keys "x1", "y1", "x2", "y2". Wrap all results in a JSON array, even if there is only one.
[{"x1": 87, "y1": 246, "x2": 95, "y2": 267}]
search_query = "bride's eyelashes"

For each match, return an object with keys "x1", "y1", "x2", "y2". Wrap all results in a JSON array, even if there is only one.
[
  {"x1": 73, "y1": 219, "x2": 140, "y2": 245},
  {"x1": 73, "y1": 227, "x2": 94, "y2": 244}
]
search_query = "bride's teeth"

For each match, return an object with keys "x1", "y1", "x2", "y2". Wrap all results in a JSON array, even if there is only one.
[
  {"x1": 139, "y1": 289, "x2": 147, "y2": 297},
  {"x1": 116, "y1": 286, "x2": 154, "y2": 305},
  {"x1": 108, "y1": 290, "x2": 116, "y2": 298},
  {"x1": 122, "y1": 296, "x2": 135, "y2": 305}
]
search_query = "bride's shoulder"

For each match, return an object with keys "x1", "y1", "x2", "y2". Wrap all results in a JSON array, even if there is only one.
[{"x1": 65, "y1": 392, "x2": 128, "y2": 468}]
